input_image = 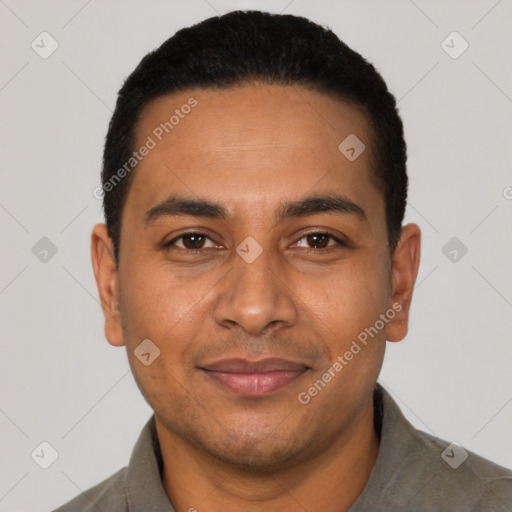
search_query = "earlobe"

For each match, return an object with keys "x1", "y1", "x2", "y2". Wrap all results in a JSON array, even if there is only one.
[
  {"x1": 90, "y1": 223, "x2": 125, "y2": 347},
  {"x1": 386, "y1": 223, "x2": 421, "y2": 342}
]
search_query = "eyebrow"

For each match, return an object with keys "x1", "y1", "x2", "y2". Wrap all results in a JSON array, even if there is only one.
[{"x1": 144, "y1": 193, "x2": 367, "y2": 226}]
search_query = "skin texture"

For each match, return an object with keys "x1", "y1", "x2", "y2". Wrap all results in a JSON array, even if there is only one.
[{"x1": 91, "y1": 83, "x2": 421, "y2": 512}]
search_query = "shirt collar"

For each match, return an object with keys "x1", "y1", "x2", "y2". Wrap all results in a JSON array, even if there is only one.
[
  {"x1": 348, "y1": 382, "x2": 435, "y2": 511},
  {"x1": 125, "y1": 414, "x2": 175, "y2": 511}
]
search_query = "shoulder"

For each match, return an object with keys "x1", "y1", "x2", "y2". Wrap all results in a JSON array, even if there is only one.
[
  {"x1": 52, "y1": 467, "x2": 128, "y2": 512},
  {"x1": 364, "y1": 384, "x2": 512, "y2": 511},
  {"x1": 415, "y1": 429, "x2": 512, "y2": 509}
]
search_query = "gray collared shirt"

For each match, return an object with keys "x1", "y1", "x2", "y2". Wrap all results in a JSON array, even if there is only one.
[{"x1": 53, "y1": 382, "x2": 512, "y2": 511}]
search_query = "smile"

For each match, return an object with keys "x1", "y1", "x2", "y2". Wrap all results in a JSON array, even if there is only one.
[{"x1": 199, "y1": 358, "x2": 310, "y2": 397}]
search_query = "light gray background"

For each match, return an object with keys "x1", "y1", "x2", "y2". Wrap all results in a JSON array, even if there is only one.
[{"x1": 1, "y1": 0, "x2": 511, "y2": 510}]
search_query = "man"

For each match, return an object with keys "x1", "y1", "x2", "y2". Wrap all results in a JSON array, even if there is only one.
[{"x1": 54, "y1": 10, "x2": 512, "y2": 512}]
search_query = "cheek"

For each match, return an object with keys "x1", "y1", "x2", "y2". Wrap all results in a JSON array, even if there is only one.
[
  {"x1": 119, "y1": 261, "x2": 211, "y2": 360},
  {"x1": 128, "y1": 353, "x2": 198, "y2": 423},
  {"x1": 305, "y1": 257, "x2": 388, "y2": 331}
]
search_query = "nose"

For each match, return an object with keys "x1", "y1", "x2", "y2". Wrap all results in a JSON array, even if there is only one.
[{"x1": 213, "y1": 244, "x2": 298, "y2": 336}]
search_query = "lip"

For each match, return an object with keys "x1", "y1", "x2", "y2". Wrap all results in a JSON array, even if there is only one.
[{"x1": 199, "y1": 357, "x2": 310, "y2": 397}]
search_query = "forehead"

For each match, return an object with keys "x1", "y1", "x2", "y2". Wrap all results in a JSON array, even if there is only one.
[{"x1": 125, "y1": 83, "x2": 381, "y2": 223}]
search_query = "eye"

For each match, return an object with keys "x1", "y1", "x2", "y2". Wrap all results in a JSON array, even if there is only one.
[
  {"x1": 163, "y1": 230, "x2": 348, "y2": 253},
  {"x1": 164, "y1": 232, "x2": 219, "y2": 251},
  {"x1": 293, "y1": 232, "x2": 347, "y2": 251}
]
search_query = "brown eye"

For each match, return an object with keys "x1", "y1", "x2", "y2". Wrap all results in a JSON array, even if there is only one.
[
  {"x1": 165, "y1": 232, "x2": 217, "y2": 251},
  {"x1": 306, "y1": 233, "x2": 330, "y2": 249},
  {"x1": 181, "y1": 233, "x2": 206, "y2": 249},
  {"x1": 295, "y1": 232, "x2": 346, "y2": 250}
]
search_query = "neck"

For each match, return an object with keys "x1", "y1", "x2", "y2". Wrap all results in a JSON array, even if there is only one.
[{"x1": 156, "y1": 395, "x2": 378, "y2": 512}]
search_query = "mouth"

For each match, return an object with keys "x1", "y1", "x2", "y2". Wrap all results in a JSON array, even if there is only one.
[{"x1": 198, "y1": 357, "x2": 311, "y2": 397}]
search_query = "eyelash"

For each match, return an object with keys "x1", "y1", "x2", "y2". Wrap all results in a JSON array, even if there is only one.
[{"x1": 163, "y1": 231, "x2": 349, "y2": 253}]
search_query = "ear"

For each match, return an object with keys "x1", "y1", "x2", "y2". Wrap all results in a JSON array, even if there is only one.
[
  {"x1": 385, "y1": 223, "x2": 421, "y2": 342},
  {"x1": 91, "y1": 223, "x2": 125, "y2": 347}
]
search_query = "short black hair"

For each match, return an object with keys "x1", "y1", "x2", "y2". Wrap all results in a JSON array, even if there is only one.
[{"x1": 101, "y1": 10, "x2": 407, "y2": 266}]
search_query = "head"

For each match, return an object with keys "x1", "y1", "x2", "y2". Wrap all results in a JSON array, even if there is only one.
[{"x1": 92, "y1": 10, "x2": 420, "y2": 469}]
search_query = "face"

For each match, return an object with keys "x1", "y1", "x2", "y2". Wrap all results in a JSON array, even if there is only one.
[{"x1": 92, "y1": 83, "x2": 418, "y2": 469}]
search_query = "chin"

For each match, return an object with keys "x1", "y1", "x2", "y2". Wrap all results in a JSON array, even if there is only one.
[
  {"x1": 206, "y1": 443, "x2": 301, "y2": 472},
  {"x1": 195, "y1": 426, "x2": 313, "y2": 472}
]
